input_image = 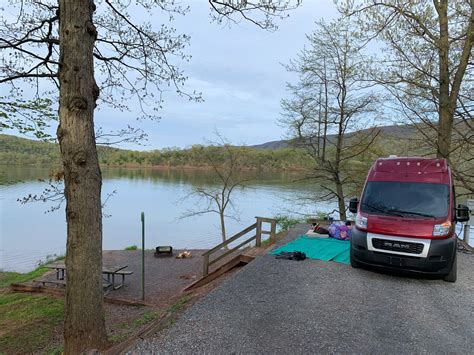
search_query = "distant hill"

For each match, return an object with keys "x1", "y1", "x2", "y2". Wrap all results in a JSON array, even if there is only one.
[
  {"x1": 250, "y1": 139, "x2": 291, "y2": 150},
  {"x1": 250, "y1": 123, "x2": 418, "y2": 150},
  {"x1": 2, "y1": 120, "x2": 469, "y2": 169}
]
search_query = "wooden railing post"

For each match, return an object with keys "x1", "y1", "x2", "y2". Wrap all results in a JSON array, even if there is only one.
[
  {"x1": 270, "y1": 219, "x2": 277, "y2": 244},
  {"x1": 203, "y1": 254, "x2": 209, "y2": 276},
  {"x1": 255, "y1": 217, "x2": 262, "y2": 247}
]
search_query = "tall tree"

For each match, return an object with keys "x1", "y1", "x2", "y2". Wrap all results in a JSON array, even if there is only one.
[
  {"x1": 58, "y1": 1, "x2": 107, "y2": 350},
  {"x1": 0, "y1": 0, "x2": 300, "y2": 352},
  {"x1": 281, "y1": 17, "x2": 380, "y2": 220},
  {"x1": 341, "y1": 0, "x2": 474, "y2": 192}
]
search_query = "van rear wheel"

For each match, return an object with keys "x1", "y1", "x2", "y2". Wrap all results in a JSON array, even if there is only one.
[{"x1": 443, "y1": 250, "x2": 457, "y2": 283}]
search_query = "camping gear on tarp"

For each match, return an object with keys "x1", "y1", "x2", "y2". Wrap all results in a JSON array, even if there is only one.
[
  {"x1": 275, "y1": 251, "x2": 307, "y2": 261},
  {"x1": 313, "y1": 223, "x2": 329, "y2": 234},
  {"x1": 328, "y1": 221, "x2": 353, "y2": 240},
  {"x1": 176, "y1": 250, "x2": 192, "y2": 259},
  {"x1": 271, "y1": 235, "x2": 350, "y2": 264},
  {"x1": 305, "y1": 229, "x2": 329, "y2": 238}
]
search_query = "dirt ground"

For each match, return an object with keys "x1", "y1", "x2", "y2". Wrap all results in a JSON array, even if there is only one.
[{"x1": 102, "y1": 249, "x2": 206, "y2": 306}]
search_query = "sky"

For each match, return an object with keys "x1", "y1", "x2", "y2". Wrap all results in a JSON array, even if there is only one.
[{"x1": 3, "y1": 0, "x2": 339, "y2": 150}]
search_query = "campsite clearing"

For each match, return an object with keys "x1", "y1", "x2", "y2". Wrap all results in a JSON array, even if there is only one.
[{"x1": 132, "y1": 224, "x2": 474, "y2": 354}]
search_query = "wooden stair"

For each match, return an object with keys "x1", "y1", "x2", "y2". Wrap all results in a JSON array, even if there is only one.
[
  {"x1": 184, "y1": 253, "x2": 254, "y2": 291},
  {"x1": 184, "y1": 239, "x2": 284, "y2": 291}
]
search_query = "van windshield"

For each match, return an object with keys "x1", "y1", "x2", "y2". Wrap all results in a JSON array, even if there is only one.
[{"x1": 360, "y1": 181, "x2": 449, "y2": 219}]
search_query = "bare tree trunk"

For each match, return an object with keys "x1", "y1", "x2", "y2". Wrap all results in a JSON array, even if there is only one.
[
  {"x1": 335, "y1": 178, "x2": 346, "y2": 221},
  {"x1": 335, "y1": 119, "x2": 346, "y2": 221},
  {"x1": 317, "y1": 84, "x2": 322, "y2": 158},
  {"x1": 436, "y1": 0, "x2": 452, "y2": 159},
  {"x1": 322, "y1": 58, "x2": 328, "y2": 162},
  {"x1": 219, "y1": 211, "x2": 228, "y2": 249},
  {"x1": 58, "y1": 0, "x2": 108, "y2": 353}
]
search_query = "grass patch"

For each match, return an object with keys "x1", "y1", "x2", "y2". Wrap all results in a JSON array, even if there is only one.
[
  {"x1": 46, "y1": 345, "x2": 64, "y2": 355},
  {"x1": 108, "y1": 333, "x2": 128, "y2": 343},
  {"x1": 0, "y1": 266, "x2": 50, "y2": 289},
  {"x1": 0, "y1": 292, "x2": 64, "y2": 353},
  {"x1": 0, "y1": 260, "x2": 64, "y2": 353},
  {"x1": 131, "y1": 310, "x2": 160, "y2": 327},
  {"x1": 124, "y1": 245, "x2": 138, "y2": 250},
  {"x1": 168, "y1": 295, "x2": 189, "y2": 313}
]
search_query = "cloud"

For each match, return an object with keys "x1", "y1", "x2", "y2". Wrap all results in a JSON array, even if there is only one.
[{"x1": 8, "y1": 0, "x2": 339, "y2": 150}]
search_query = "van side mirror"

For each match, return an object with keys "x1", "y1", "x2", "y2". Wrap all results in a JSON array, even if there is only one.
[
  {"x1": 455, "y1": 204, "x2": 470, "y2": 223},
  {"x1": 349, "y1": 198, "x2": 359, "y2": 213}
]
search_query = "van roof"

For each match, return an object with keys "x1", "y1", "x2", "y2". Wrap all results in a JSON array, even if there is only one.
[{"x1": 368, "y1": 157, "x2": 450, "y2": 184}]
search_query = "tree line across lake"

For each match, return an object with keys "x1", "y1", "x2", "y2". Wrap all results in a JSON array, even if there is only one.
[{"x1": 1, "y1": 130, "x2": 422, "y2": 173}]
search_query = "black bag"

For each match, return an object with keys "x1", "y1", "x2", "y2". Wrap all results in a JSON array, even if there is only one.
[{"x1": 275, "y1": 251, "x2": 307, "y2": 261}]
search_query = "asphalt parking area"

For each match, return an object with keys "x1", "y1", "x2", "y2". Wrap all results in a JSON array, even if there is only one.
[{"x1": 132, "y1": 224, "x2": 474, "y2": 354}]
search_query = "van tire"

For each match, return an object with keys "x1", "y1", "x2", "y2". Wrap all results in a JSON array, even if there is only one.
[
  {"x1": 443, "y1": 250, "x2": 457, "y2": 283},
  {"x1": 350, "y1": 248, "x2": 361, "y2": 269}
]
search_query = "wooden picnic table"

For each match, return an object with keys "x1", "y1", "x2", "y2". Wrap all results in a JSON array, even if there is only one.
[{"x1": 46, "y1": 263, "x2": 132, "y2": 290}]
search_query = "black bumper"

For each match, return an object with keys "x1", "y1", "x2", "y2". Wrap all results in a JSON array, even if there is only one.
[{"x1": 351, "y1": 228, "x2": 456, "y2": 276}]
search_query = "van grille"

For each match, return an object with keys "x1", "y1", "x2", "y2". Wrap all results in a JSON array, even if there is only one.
[{"x1": 372, "y1": 238, "x2": 424, "y2": 255}]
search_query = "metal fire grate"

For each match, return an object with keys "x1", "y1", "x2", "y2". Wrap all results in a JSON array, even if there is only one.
[{"x1": 154, "y1": 246, "x2": 173, "y2": 257}]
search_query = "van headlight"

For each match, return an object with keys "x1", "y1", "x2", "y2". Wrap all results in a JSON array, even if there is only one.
[
  {"x1": 433, "y1": 221, "x2": 451, "y2": 237},
  {"x1": 356, "y1": 214, "x2": 368, "y2": 230}
]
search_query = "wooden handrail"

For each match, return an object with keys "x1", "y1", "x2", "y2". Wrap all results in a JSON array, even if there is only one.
[
  {"x1": 202, "y1": 222, "x2": 258, "y2": 256},
  {"x1": 202, "y1": 217, "x2": 278, "y2": 276},
  {"x1": 208, "y1": 234, "x2": 257, "y2": 267},
  {"x1": 255, "y1": 216, "x2": 275, "y2": 223}
]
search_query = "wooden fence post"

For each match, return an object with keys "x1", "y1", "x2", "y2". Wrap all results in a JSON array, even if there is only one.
[
  {"x1": 203, "y1": 254, "x2": 209, "y2": 276},
  {"x1": 270, "y1": 219, "x2": 277, "y2": 244},
  {"x1": 255, "y1": 217, "x2": 262, "y2": 247}
]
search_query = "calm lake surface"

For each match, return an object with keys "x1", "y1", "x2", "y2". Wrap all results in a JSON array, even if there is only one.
[{"x1": 1, "y1": 166, "x2": 336, "y2": 272}]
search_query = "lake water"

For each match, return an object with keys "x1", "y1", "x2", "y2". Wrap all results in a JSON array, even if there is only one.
[
  {"x1": 1, "y1": 166, "x2": 472, "y2": 273},
  {"x1": 1, "y1": 166, "x2": 335, "y2": 272}
]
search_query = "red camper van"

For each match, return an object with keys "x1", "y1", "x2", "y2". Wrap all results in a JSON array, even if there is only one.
[{"x1": 349, "y1": 157, "x2": 470, "y2": 282}]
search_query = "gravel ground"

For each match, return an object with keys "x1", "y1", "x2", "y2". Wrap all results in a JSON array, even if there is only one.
[
  {"x1": 102, "y1": 249, "x2": 207, "y2": 306},
  {"x1": 131, "y1": 224, "x2": 474, "y2": 354}
]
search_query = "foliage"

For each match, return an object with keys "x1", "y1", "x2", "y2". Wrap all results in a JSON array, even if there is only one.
[
  {"x1": 341, "y1": 0, "x2": 474, "y2": 192},
  {"x1": 281, "y1": 15, "x2": 380, "y2": 220},
  {"x1": 274, "y1": 214, "x2": 306, "y2": 232},
  {"x1": 0, "y1": 98, "x2": 56, "y2": 140},
  {"x1": 0, "y1": 133, "x2": 311, "y2": 171},
  {"x1": 124, "y1": 245, "x2": 138, "y2": 251}
]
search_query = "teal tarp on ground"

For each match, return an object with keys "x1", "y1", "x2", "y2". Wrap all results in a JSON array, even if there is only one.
[{"x1": 270, "y1": 235, "x2": 350, "y2": 264}]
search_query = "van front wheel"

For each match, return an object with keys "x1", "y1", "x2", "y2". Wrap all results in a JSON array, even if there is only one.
[
  {"x1": 443, "y1": 250, "x2": 457, "y2": 283},
  {"x1": 350, "y1": 248, "x2": 361, "y2": 269}
]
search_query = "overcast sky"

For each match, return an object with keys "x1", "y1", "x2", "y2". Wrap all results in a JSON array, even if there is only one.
[
  {"x1": 5, "y1": 0, "x2": 339, "y2": 150},
  {"x1": 102, "y1": 0, "x2": 341, "y2": 149}
]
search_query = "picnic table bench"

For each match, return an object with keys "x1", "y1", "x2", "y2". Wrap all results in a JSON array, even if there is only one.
[
  {"x1": 42, "y1": 263, "x2": 133, "y2": 290},
  {"x1": 34, "y1": 278, "x2": 113, "y2": 290}
]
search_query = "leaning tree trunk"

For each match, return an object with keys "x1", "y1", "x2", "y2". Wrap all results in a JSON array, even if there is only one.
[
  {"x1": 58, "y1": 0, "x2": 108, "y2": 353},
  {"x1": 335, "y1": 178, "x2": 347, "y2": 221},
  {"x1": 334, "y1": 112, "x2": 347, "y2": 221}
]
